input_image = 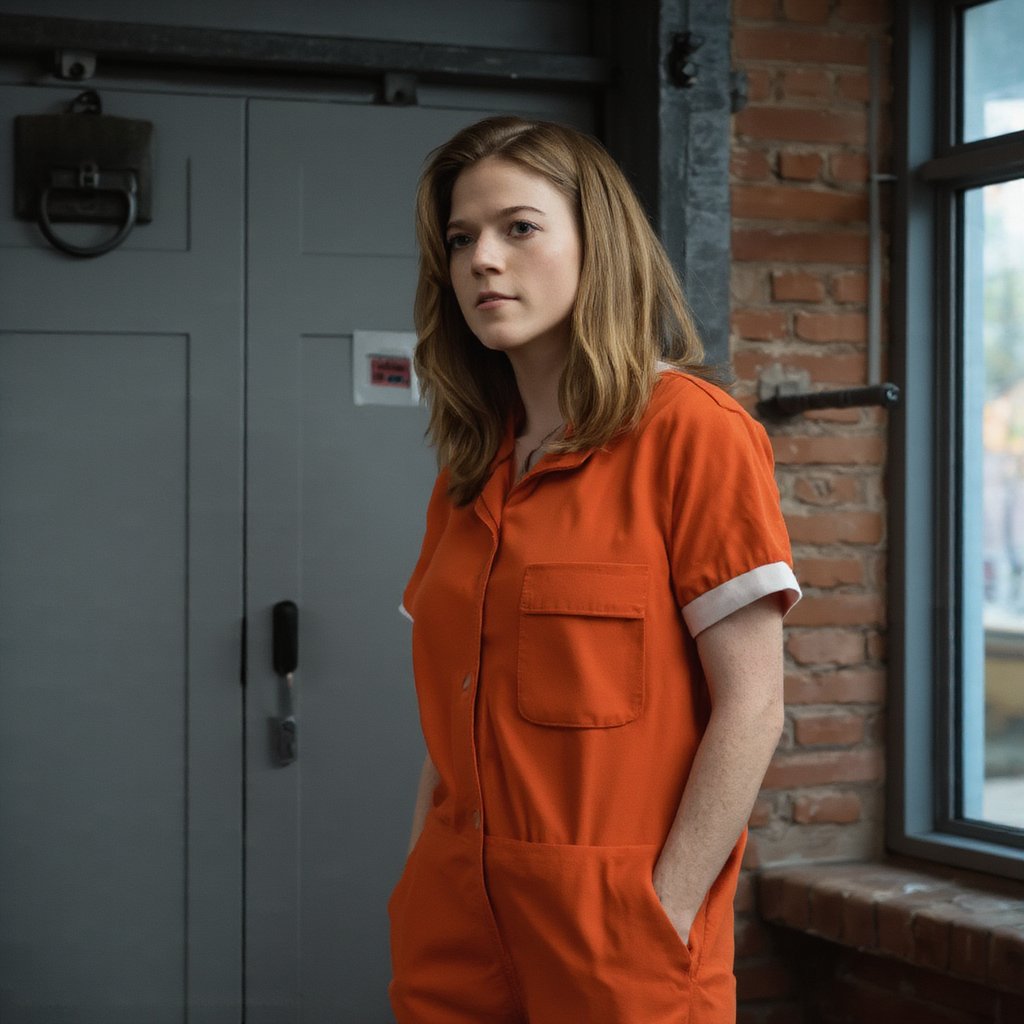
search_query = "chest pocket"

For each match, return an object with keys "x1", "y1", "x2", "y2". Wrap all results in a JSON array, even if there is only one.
[{"x1": 517, "y1": 563, "x2": 649, "y2": 728}]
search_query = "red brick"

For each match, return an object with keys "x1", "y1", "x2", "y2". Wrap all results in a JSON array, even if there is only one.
[
  {"x1": 913, "y1": 905, "x2": 953, "y2": 973},
  {"x1": 803, "y1": 405, "x2": 864, "y2": 423},
  {"x1": 761, "y1": 746, "x2": 882, "y2": 788},
  {"x1": 809, "y1": 885, "x2": 844, "y2": 939},
  {"x1": 837, "y1": 0, "x2": 890, "y2": 24},
  {"x1": 735, "y1": 185, "x2": 867, "y2": 223},
  {"x1": 794, "y1": 711, "x2": 866, "y2": 746},
  {"x1": 785, "y1": 593, "x2": 884, "y2": 627},
  {"x1": 793, "y1": 556, "x2": 865, "y2": 587},
  {"x1": 867, "y1": 629, "x2": 886, "y2": 660},
  {"x1": 749, "y1": 796, "x2": 774, "y2": 828},
  {"x1": 784, "y1": 509, "x2": 884, "y2": 543},
  {"x1": 735, "y1": 915, "x2": 773, "y2": 957},
  {"x1": 876, "y1": 901, "x2": 916, "y2": 960},
  {"x1": 837, "y1": 72, "x2": 871, "y2": 103},
  {"x1": 778, "y1": 150, "x2": 823, "y2": 181},
  {"x1": 747, "y1": 68, "x2": 774, "y2": 102},
  {"x1": 736, "y1": 959, "x2": 794, "y2": 1001},
  {"x1": 785, "y1": 629, "x2": 867, "y2": 667},
  {"x1": 736, "y1": 106, "x2": 867, "y2": 145},
  {"x1": 831, "y1": 151, "x2": 869, "y2": 182},
  {"x1": 732, "y1": 227, "x2": 869, "y2": 263},
  {"x1": 738, "y1": 1004, "x2": 804, "y2": 1024},
  {"x1": 736, "y1": 0, "x2": 776, "y2": 18},
  {"x1": 771, "y1": 269, "x2": 825, "y2": 301},
  {"x1": 842, "y1": 895, "x2": 877, "y2": 948},
  {"x1": 734, "y1": 27, "x2": 871, "y2": 65},
  {"x1": 950, "y1": 921, "x2": 989, "y2": 981},
  {"x1": 793, "y1": 474, "x2": 862, "y2": 506},
  {"x1": 742, "y1": 835, "x2": 763, "y2": 870},
  {"x1": 732, "y1": 147, "x2": 774, "y2": 181},
  {"x1": 780, "y1": 68, "x2": 830, "y2": 98},
  {"x1": 792, "y1": 791, "x2": 863, "y2": 823},
  {"x1": 783, "y1": 0, "x2": 829, "y2": 23},
  {"x1": 794, "y1": 310, "x2": 868, "y2": 342},
  {"x1": 735, "y1": 871, "x2": 756, "y2": 913},
  {"x1": 732, "y1": 309, "x2": 789, "y2": 340},
  {"x1": 875, "y1": 886, "x2": 964, "y2": 962},
  {"x1": 832, "y1": 270, "x2": 868, "y2": 302},
  {"x1": 774, "y1": 435, "x2": 885, "y2": 466},
  {"x1": 732, "y1": 348, "x2": 868, "y2": 386},
  {"x1": 989, "y1": 920, "x2": 1024, "y2": 992},
  {"x1": 784, "y1": 667, "x2": 885, "y2": 703}
]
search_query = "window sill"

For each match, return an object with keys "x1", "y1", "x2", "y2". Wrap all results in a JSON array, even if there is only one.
[{"x1": 758, "y1": 859, "x2": 1024, "y2": 994}]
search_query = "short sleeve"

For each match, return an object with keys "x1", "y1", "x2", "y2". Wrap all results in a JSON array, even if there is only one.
[
  {"x1": 662, "y1": 378, "x2": 801, "y2": 636},
  {"x1": 400, "y1": 468, "x2": 452, "y2": 624}
]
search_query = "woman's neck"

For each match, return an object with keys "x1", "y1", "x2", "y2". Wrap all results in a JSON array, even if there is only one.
[{"x1": 507, "y1": 343, "x2": 567, "y2": 441}]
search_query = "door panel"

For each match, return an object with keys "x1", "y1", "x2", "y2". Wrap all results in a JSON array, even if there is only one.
[
  {"x1": 244, "y1": 101, "x2": 468, "y2": 1024},
  {"x1": 245, "y1": 95, "x2": 593, "y2": 1023},
  {"x1": 0, "y1": 86, "x2": 245, "y2": 1023}
]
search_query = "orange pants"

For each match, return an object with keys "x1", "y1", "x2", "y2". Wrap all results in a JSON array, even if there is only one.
[{"x1": 387, "y1": 812, "x2": 722, "y2": 1023}]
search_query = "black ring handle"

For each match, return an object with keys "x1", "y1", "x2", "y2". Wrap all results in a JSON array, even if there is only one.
[{"x1": 37, "y1": 172, "x2": 138, "y2": 258}]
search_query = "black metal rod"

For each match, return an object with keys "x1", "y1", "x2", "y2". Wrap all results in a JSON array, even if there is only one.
[{"x1": 757, "y1": 382, "x2": 901, "y2": 419}]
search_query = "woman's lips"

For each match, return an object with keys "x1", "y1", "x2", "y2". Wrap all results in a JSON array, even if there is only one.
[{"x1": 476, "y1": 293, "x2": 516, "y2": 309}]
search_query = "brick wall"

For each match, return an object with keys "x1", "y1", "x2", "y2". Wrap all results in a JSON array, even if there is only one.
[{"x1": 727, "y1": 1, "x2": 893, "y2": 1019}]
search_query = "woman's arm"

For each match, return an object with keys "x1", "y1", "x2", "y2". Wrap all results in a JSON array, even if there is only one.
[
  {"x1": 652, "y1": 594, "x2": 785, "y2": 940},
  {"x1": 407, "y1": 752, "x2": 441, "y2": 855}
]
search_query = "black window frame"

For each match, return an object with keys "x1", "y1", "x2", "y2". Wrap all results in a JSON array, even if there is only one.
[{"x1": 890, "y1": 0, "x2": 1024, "y2": 879}]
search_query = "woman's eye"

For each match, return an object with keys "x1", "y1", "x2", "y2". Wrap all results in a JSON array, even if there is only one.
[
  {"x1": 446, "y1": 234, "x2": 471, "y2": 250},
  {"x1": 510, "y1": 221, "x2": 537, "y2": 237}
]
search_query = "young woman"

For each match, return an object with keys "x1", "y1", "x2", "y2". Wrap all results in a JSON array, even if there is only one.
[{"x1": 387, "y1": 116, "x2": 801, "y2": 1024}]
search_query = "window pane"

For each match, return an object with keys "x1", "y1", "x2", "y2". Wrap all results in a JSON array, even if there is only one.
[
  {"x1": 961, "y1": 179, "x2": 1024, "y2": 830},
  {"x1": 962, "y1": 0, "x2": 1024, "y2": 143}
]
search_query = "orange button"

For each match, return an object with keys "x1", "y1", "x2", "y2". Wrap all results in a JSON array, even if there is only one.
[{"x1": 471, "y1": 809, "x2": 481, "y2": 829}]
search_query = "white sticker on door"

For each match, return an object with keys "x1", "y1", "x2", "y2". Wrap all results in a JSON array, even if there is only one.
[{"x1": 352, "y1": 330, "x2": 420, "y2": 406}]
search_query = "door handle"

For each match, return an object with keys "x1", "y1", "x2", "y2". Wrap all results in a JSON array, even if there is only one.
[{"x1": 272, "y1": 600, "x2": 298, "y2": 766}]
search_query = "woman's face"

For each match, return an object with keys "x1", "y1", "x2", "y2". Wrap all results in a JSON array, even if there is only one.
[{"x1": 446, "y1": 156, "x2": 582, "y2": 362}]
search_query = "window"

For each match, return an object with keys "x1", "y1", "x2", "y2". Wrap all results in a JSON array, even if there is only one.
[{"x1": 891, "y1": 0, "x2": 1024, "y2": 877}]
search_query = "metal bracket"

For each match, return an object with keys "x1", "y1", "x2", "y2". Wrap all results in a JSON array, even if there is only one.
[
  {"x1": 757, "y1": 379, "x2": 901, "y2": 420},
  {"x1": 55, "y1": 49, "x2": 96, "y2": 81},
  {"x1": 382, "y1": 72, "x2": 418, "y2": 106},
  {"x1": 667, "y1": 32, "x2": 703, "y2": 89}
]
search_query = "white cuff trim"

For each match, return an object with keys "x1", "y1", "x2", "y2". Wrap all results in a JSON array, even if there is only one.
[
  {"x1": 399, "y1": 601, "x2": 414, "y2": 624},
  {"x1": 682, "y1": 562, "x2": 802, "y2": 637}
]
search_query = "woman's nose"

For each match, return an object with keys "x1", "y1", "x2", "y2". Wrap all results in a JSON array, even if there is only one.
[{"x1": 471, "y1": 233, "x2": 504, "y2": 275}]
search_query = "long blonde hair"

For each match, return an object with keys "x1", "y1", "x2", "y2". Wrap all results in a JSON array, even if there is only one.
[{"x1": 414, "y1": 116, "x2": 707, "y2": 506}]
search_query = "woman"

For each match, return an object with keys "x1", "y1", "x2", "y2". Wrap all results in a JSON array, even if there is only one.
[{"x1": 387, "y1": 116, "x2": 801, "y2": 1024}]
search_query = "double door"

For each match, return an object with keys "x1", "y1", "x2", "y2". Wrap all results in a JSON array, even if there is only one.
[{"x1": 0, "y1": 78, "x2": 590, "y2": 1022}]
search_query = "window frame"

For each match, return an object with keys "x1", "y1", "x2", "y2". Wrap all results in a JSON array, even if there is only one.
[{"x1": 889, "y1": 0, "x2": 1024, "y2": 878}]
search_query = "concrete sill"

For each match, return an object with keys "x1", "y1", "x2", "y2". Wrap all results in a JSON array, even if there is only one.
[{"x1": 758, "y1": 860, "x2": 1024, "y2": 995}]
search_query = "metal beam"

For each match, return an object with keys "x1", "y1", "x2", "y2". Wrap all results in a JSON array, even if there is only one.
[{"x1": 0, "y1": 13, "x2": 609, "y2": 89}]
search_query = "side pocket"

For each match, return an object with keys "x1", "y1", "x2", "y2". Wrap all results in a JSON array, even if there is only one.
[
  {"x1": 640, "y1": 874, "x2": 697, "y2": 975},
  {"x1": 517, "y1": 563, "x2": 649, "y2": 728}
]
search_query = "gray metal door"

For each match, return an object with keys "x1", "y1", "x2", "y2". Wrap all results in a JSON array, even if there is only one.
[
  {"x1": 0, "y1": 84, "x2": 246, "y2": 1023},
  {"x1": 0, "y1": 80, "x2": 592, "y2": 1023}
]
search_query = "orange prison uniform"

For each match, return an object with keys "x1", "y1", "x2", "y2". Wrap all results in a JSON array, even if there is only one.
[{"x1": 387, "y1": 370, "x2": 801, "y2": 1023}]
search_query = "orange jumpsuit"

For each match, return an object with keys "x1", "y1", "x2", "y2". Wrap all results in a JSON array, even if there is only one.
[{"x1": 387, "y1": 370, "x2": 800, "y2": 1023}]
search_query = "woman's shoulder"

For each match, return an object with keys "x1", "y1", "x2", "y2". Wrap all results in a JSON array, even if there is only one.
[{"x1": 648, "y1": 364, "x2": 758, "y2": 432}]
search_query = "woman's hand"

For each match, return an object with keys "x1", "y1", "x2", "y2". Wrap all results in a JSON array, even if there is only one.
[{"x1": 652, "y1": 876, "x2": 696, "y2": 945}]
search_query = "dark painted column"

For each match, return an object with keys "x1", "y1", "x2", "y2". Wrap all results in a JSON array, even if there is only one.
[{"x1": 602, "y1": 0, "x2": 733, "y2": 368}]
